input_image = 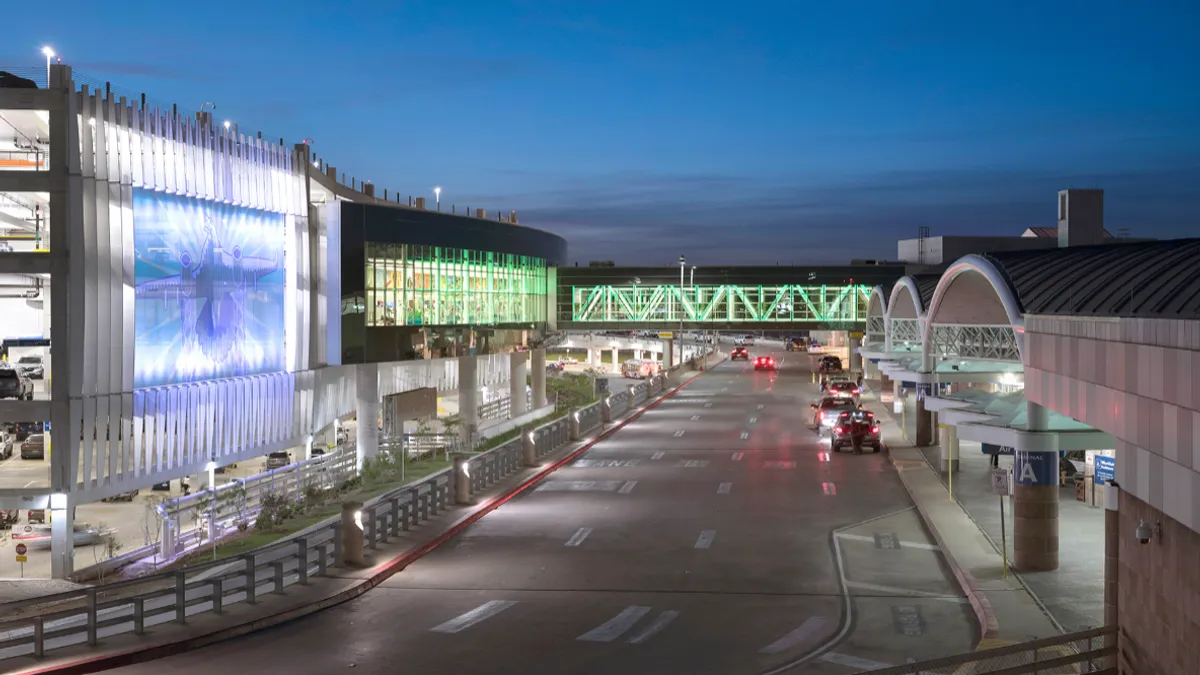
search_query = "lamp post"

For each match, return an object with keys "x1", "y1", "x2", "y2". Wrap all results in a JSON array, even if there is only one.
[
  {"x1": 434, "y1": 186, "x2": 442, "y2": 211},
  {"x1": 678, "y1": 255, "x2": 686, "y2": 369},
  {"x1": 41, "y1": 47, "x2": 55, "y2": 87}
]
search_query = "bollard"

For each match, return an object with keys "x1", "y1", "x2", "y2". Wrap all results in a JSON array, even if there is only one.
[
  {"x1": 523, "y1": 429, "x2": 538, "y2": 467},
  {"x1": 568, "y1": 408, "x2": 582, "y2": 440},
  {"x1": 601, "y1": 396, "x2": 614, "y2": 422},
  {"x1": 453, "y1": 453, "x2": 472, "y2": 504},
  {"x1": 339, "y1": 501, "x2": 365, "y2": 567}
]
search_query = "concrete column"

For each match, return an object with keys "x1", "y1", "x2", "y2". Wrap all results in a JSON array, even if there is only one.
[
  {"x1": 610, "y1": 348, "x2": 619, "y2": 373},
  {"x1": 1026, "y1": 400, "x2": 1050, "y2": 432},
  {"x1": 1013, "y1": 449, "x2": 1060, "y2": 571},
  {"x1": 50, "y1": 496, "x2": 74, "y2": 578},
  {"x1": 339, "y1": 502, "x2": 365, "y2": 566},
  {"x1": 1103, "y1": 483, "x2": 1120, "y2": 631},
  {"x1": 356, "y1": 363, "x2": 379, "y2": 469},
  {"x1": 458, "y1": 354, "x2": 479, "y2": 439},
  {"x1": 510, "y1": 351, "x2": 528, "y2": 417},
  {"x1": 531, "y1": 348, "x2": 547, "y2": 409},
  {"x1": 939, "y1": 423, "x2": 960, "y2": 473},
  {"x1": 892, "y1": 380, "x2": 903, "y2": 414},
  {"x1": 662, "y1": 338, "x2": 674, "y2": 370},
  {"x1": 304, "y1": 434, "x2": 316, "y2": 460}
]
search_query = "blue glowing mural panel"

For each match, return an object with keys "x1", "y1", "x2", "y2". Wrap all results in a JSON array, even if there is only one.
[{"x1": 133, "y1": 189, "x2": 286, "y2": 388}]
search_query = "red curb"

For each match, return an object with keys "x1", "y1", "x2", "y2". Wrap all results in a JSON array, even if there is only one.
[{"x1": 17, "y1": 363, "x2": 719, "y2": 675}]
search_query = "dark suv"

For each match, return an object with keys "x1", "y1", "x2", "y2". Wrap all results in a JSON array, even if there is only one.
[
  {"x1": 0, "y1": 368, "x2": 32, "y2": 400},
  {"x1": 830, "y1": 410, "x2": 882, "y2": 453},
  {"x1": 731, "y1": 347, "x2": 749, "y2": 361},
  {"x1": 818, "y1": 355, "x2": 843, "y2": 374}
]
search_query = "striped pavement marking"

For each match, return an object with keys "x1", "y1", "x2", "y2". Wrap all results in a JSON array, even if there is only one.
[
  {"x1": 577, "y1": 606, "x2": 652, "y2": 642},
  {"x1": 430, "y1": 600, "x2": 518, "y2": 634}
]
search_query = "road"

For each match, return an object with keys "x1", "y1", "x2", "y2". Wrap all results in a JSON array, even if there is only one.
[{"x1": 110, "y1": 347, "x2": 976, "y2": 674}]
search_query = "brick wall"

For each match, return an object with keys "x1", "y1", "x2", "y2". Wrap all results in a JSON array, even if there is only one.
[{"x1": 1117, "y1": 490, "x2": 1200, "y2": 675}]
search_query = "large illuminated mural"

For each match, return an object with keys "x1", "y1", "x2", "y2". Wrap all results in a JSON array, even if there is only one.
[{"x1": 133, "y1": 189, "x2": 286, "y2": 388}]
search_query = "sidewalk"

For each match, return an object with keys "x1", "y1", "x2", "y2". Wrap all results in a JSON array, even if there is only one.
[
  {"x1": 5, "y1": 361, "x2": 717, "y2": 675},
  {"x1": 862, "y1": 395, "x2": 1063, "y2": 646}
]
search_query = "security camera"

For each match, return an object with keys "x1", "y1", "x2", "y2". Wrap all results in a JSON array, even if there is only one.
[{"x1": 1134, "y1": 519, "x2": 1153, "y2": 544}]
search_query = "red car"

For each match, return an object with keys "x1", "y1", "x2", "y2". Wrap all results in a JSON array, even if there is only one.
[
  {"x1": 731, "y1": 347, "x2": 749, "y2": 361},
  {"x1": 754, "y1": 356, "x2": 776, "y2": 371}
]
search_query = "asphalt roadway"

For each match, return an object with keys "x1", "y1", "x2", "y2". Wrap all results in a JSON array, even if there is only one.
[{"x1": 109, "y1": 347, "x2": 976, "y2": 675}]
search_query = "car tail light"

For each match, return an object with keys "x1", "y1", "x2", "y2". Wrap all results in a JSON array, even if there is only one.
[
  {"x1": 852, "y1": 387, "x2": 860, "y2": 393},
  {"x1": 835, "y1": 427, "x2": 844, "y2": 434},
  {"x1": 871, "y1": 426, "x2": 880, "y2": 433}
]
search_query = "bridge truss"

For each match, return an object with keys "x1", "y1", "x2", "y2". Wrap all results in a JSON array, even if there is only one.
[{"x1": 567, "y1": 283, "x2": 872, "y2": 327}]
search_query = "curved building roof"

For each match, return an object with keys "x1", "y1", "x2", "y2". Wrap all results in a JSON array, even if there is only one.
[
  {"x1": 912, "y1": 274, "x2": 942, "y2": 311},
  {"x1": 983, "y1": 239, "x2": 1200, "y2": 319}
]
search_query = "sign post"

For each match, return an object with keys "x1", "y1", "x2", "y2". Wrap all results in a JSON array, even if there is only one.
[
  {"x1": 14, "y1": 542, "x2": 27, "y2": 577},
  {"x1": 990, "y1": 468, "x2": 1011, "y2": 578}
]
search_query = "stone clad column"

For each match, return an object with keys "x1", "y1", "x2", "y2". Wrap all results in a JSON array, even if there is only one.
[
  {"x1": 531, "y1": 348, "x2": 547, "y2": 409},
  {"x1": 355, "y1": 363, "x2": 379, "y2": 469},
  {"x1": 510, "y1": 351, "x2": 528, "y2": 417},
  {"x1": 458, "y1": 354, "x2": 479, "y2": 440},
  {"x1": 1013, "y1": 401, "x2": 1059, "y2": 571},
  {"x1": 1103, "y1": 483, "x2": 1120, "y2": 630},
  {"x1": 940, "y1": 423, "x2": 960, "y2": 473}
]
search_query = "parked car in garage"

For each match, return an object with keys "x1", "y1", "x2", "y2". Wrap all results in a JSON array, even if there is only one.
[
  {"x1": 20, "y1": 433, "x2": 45, "y2": 459},
  {"x1": 0, "y1": 367, "x2": 33, "y2": 400}
]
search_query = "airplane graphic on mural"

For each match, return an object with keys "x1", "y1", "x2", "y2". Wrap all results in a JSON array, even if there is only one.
[{"x1": 135, "y1": 217, "x2": 280, "y2": 381}]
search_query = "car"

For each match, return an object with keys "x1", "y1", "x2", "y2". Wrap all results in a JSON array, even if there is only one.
[
  {"x1": 742, "y1": 335, "x2": 756, "y2": 346},
  {"x1": 101, "y1": 490, "x2": 139, "y2": 502},
  {"x1": 20, "y1": 433, "x2": 45, "y2": 459},
  {"x1": 827, "y1": 380, "x2": 861, "y2": 402},
  {"x1": 264, "y1": 451, "x2": 292, "y2": 470},
  {"x1": 15, "y1": 355, "x2": 44, "y2": 379},
  {"x1": 817, "y1": 355, "x2": 843, "y2": 374},
  {"x1": 0, "y1": 432, "x2": 13, "y2": 459},
  {"x1": 785, "y1": 337, "x2": 808, "y2": 352},
  {"x1": 731, "y1": 347, "x2": 749, "y2": 361},
  {"x1": 810, "y1": 397, "x2": 858, "y2": 432},
  {"x1": 0, "y1": 367, "x2": 33, "y2": 400},
  {"x1": 830, "y1": 410, "x2": 882, "y2": 453},
  {"x1": 11, "y1": 422, "x2": 41, "y2": 441},
  {"x1": 754, "y1": 356, "x2": 777, "y2": 371}
]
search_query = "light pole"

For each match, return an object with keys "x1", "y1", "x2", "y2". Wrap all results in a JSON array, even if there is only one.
[
  {"x1": 434, "y1": 186, "x2": 442, "y2": 211},
  {"x1": 677, "y1": 255, "x2": 686, "y2": 369},
  {"x1": 41, "y1": 47, "x2": 54, "y2": 87}
]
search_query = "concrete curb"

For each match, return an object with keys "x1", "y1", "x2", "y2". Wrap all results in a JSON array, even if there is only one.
[
  {"x1": 16, "y1": 365, "x2": 716, "y2": 675},
  {"x1": 890, "y1": 462, "x2": 999, "y2": 640}
]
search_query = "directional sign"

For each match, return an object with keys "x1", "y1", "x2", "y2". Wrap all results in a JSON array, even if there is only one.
[
  {"x1": 14, "y1": 543, "x2": 27, "y2": 555},
  {"x1": 981, "y1": 443, "x2": 1016, "y2": 456},
  {"x1": 1014, "y1": 451, "x2": 1058, "y2": 486},
  {"x1": 1094, "y1": 455, "x2": 1116, "y2": 485},
  {"x1": 990, "y1": 468, "x2": 1011, "y2": 496},
  {"x1": 658, "y1": 332, "x2": 674, "y2": 339}
]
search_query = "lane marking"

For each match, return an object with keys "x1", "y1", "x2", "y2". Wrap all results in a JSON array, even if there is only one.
[
  {"x1": 763, "y1": 461, "x2": 796, "y2": 469},
  {"x1": 820, "y1": 652, "x2": 895, "y2": 670},
  {"x1": 759, "y1": 616, "x2": 830, "y2": 654},
  {"x1": 618, "y1": 480, "x2": 638, "y2": 494},
  {"x1": 731, "y1": 452, "x2": 744, "y2": 461},
  {"x1": 757, "y1": 404, "x2": 765, "y2": 410},
  {"x1": 836, "y1": 533, "x2": 940, "y2": 551},
  {"x1": 717, "y1": 482, "x2": 732, "y2": 494},
  {"x1": 722, "y1": 387, "x2": 728, "y2": 391},
  {"x1": 739, "y1": 431, "x2": 749, "y2": 440},
  {"x1": 749, "y1": 416, "x2": 758, "y2": 424},
  {"x1": 430, "y1": 600, "x2": 518, "y2": 633},
  {"x1": 818, "y1": 452, "x2": 831, "y2": 462},
  {"x1": 628, "y1": 610, "x2": 680, "y2": 644},
  {"x1": 577, "y1": 606, "x2": 652, "y2": 642},
  {"x1": 843, "y1": 581, "x2": 969, "y2": 603},
  {"x1": 704, "y1": 402, "x2": 712, "y2": 408},
  {"x1": 694, "y1": 529, "x2": 717, "y2": 549},
  {"x1": 674, "y1": 430, "x2": 686, "y2": 437},
  {"x1": 676, "y1": 459, "x2": 709, "y2": 468},
  {"x1": 690, "y1": 415, "x2": 701, "y2": 421},
  {"x1": 565, "y1": 527, "x2": 593, "y2": 547},
  {"x1": 650, "y1": 451, "x2": 665, "y2": 460},
  {"x1": 573, "y1": 459, "x2": 640, "y2": 468},
  {"x1": 822, "y1": 481, "x2": 837, "y2": 495}
]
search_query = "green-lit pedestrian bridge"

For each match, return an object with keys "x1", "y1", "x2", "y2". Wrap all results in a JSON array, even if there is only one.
[{"x1": 554, "y1": 264, "x2": 906, "y2": 331}]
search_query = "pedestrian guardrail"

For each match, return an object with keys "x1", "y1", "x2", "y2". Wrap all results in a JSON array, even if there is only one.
[
  {"x1": 571, "y1": 402, "x2": 602, "y2": 439},
  {"x1": 0, "y1": 410, "x2": 588, "y2": 664},
  {"x1": 860, "y1": 625, "x2": 1115, "y2": 674}
]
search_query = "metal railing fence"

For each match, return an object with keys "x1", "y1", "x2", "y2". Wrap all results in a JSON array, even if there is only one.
[{"x1": 859, "y1": 625, "x2": 1116, "y2": 674}]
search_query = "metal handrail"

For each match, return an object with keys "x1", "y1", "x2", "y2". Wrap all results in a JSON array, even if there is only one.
[
  {"x1": 859, "y1": 625, "x2": 1116, "y2": 674},
  {"x1": 0, "y1": 410, "x2": 583, "y2": 663}
]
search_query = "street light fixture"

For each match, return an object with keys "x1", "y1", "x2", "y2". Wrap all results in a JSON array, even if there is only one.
[
  {"x1": 434, "y1": 186, "x2": 442, "y2": 211},
  {"x1": 677, "y1": 255, "x2": 686, "y2": 369}
]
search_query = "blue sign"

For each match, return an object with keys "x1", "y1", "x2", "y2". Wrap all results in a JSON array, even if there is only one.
[
  {"x1": 1014, "y1": 450, "x2": 1059, "y2": 486},
  {"x1": 981, "y1": 443, "x2": 1015, "y2": 456},
  {"x1": 133, "y1": 189, "x2": 287, "y2": 388},
  {"x1": 1094, "y1": 456, "x2": 1116, "y2": 485}
]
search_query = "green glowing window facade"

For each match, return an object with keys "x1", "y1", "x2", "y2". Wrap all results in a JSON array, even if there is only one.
[
  {"x1": 568, "y1": 284, "x2": 872, "y2": 324},
  {"x1": 365, "y1": 243, "x2": 547, "y2": 327}
]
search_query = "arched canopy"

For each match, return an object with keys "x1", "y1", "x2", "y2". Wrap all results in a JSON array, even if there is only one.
[
  {"x1": 923, "y1": 254, "x2": 1026, "y2": 363},
  {"x1": 867, "y1": 285, "x2": 889, "y2": 320},
  {"x1": 885, "y1": 275, "x2": 940, "y2": 320}
]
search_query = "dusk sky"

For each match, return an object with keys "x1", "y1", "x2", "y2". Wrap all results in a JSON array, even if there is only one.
[{"x1": 13, "y1": 0, "x2": 1199, "y2": 265}]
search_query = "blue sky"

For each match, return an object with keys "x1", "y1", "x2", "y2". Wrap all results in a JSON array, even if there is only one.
[{"x1": 11, "y1": 0, "x2": 1200, "y2": 264}]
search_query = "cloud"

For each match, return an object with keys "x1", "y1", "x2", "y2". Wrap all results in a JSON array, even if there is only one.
[{"x1": 502, "y1": 164, "x2": 1200, "y2": 265}]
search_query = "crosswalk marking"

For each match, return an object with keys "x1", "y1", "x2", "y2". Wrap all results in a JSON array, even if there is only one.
[
  {"x1": 740, "y1": 431, "x2": 749, "y2": 440},
  {"x1": 694, "y1": 529, "x2": 717, "y2": 549},
  {"x1": 577, "y1": 606, "x2": 652, "y2": 642},
  {"x1": 717, "y1": 482, "x2": 732, "y2": 494},
  {"x1": 749, "y1": 416, "x2": 758, "y2": 424},
  {"x1": 618, "y1": 480, "x2": 638, "y2": 494},
  {"x1": 628, "y1": 610, "x2": 680, "y2": 644},
  {"x1": 430, "y1": 600, "x2": 518, "y2": 634},
  {"x1": 759, "y1": 616, "x2": 830, "y2": 654},
  {"x1": 690, "y1": 415, "x2": 700, "y2": 421},
  {"x1": 651, "y1": 451, "x2": 665, "y2": 460},
  {"x1": 731, "y1": 452, "x2": 744, "y2": 461},
  {"x1": 674, "y1": 430, "x2": 686, "y2": 437},
  {"x1": 565, "y1": 527, "x2": 593, "y2": 547},
  {"x1": 757, "y1": 404, "x2": 764, "y2": 410},
  {"x1": 836, "y1": 533, "x2": 940, "y2": 551},
  {"x1": 843, "y1": 581, "x2": 969, "y2": 603},
  {"x1": 704, "y1": 402, "x2": 712, "y2": 408}
]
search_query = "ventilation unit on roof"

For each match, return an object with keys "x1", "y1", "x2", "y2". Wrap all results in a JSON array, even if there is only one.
[{"x1": 1057, "y1": 189, "x2": 1105, "y2": 248}]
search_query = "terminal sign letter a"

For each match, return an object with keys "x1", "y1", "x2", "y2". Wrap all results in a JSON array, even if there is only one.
[{"x1": 1019, "y1": 461, "x2": 1039, "y2": 484}]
